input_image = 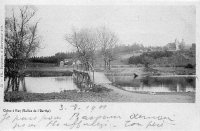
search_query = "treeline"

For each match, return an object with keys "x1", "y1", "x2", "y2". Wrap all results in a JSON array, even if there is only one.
[
  {"x1": 129, "y1": 50, "x2": 195, "y2": 68},
  {"x1": 128, "y1": 51, "x2": 173, "y2": 65},
  {"x1": 113, "y1": 43, "x2": 145, "y2": 53},
  {"x1": 142, "y1": 51, "x2": 172, "y2": 59},
  {"x1": 28, "y1": 56, "x2": 58, "y2": 63},
  {"x1": 28, "y1": 44, "x2": 145, "y2": 64},
  {"x1": 28, "y1": 52, "x2": 75, "y2": 64}
]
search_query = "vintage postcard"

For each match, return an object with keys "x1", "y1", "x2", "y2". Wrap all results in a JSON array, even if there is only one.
[{"x1": 0, "y1": 0, "x2": 200, "y2": 130}]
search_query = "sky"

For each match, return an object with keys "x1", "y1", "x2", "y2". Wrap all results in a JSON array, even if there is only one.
[{"x1": 6, "y1": 5, "x2": 196, "y2": 56}]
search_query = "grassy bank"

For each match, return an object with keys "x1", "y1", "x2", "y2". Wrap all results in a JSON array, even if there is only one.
[
  {"x1": 4, "y1": 86, "x2": 195, "y2": 103},
  {"x1": 24, "y1": 67, "x2": 73, "y2": 77},
  {"x1": 105, "y1": 66, "x2": 195, "y2": 77},
  {"x1": 154, "y1": 67, "x2": 195, "y2": 75},
  {"x1": 4, "y1": 86, "x2": 113, "y2": 102},
  {"x1": 25, "y1": 70, "x2": 73, "y2": 77}
]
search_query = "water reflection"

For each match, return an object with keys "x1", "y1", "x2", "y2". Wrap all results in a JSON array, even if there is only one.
[
  {"x1": 109, "y1": 76, "x2": 195, "y2": 92},
  {"x1": 4, "y1": 76, "x2": 78, "y2": 93}
]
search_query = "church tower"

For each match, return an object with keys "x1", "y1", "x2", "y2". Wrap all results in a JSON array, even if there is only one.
[
  {"x1": 175, "y1": 38, "x2": 179, "y2": 51},
  {"x1": 180, "y1": 39, "x2": 185, "y2": 50}
]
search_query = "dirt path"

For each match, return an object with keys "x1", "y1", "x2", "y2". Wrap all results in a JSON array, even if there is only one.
[
  {"x1": 100, "y1": 84, "x2": 195, "y2": 103},
  {"x1": 90, "y1": 72, "x2": 112, "y2": 84},
  {"x1": 33, "y1": 84, "x2": 195, "y2": 103}
]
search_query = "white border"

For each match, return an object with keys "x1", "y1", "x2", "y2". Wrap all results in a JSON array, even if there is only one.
[{"x1": 0, "y1": 0, "x2": 200, "y2": 131}]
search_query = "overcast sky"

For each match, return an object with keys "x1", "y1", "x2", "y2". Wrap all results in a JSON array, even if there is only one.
[{"x1": 6, "y1": 5, "x2": 196, "y2": 56}]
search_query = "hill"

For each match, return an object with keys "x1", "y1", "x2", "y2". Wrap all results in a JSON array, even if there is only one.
[{"x1": 129, "y1": 50, "x2": 195, "y2": 68}]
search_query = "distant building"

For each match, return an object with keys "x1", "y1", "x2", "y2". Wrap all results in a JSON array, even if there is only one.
[
  {"x1": 179, "y1": 39, "x2": 185, "y2": 50},
  {"x1": 63, "y1": 59, "x2": 73, "y2": 65},
  {"x1": 191, "y1": 43, "x2": 196, "y2": 51},
  {"x1": 166, "y1": 38, "x2": 185, "y2": 51},
  {"x1": 175, "y1": 39, "x2": 179, "y2": 51},
  {"x1": 166, "y1": 42, "x2": 176, "y2": 51},
  {"x1": 74, "y1": 60, "x2": 81, "y2": 65},
  {"x1": 60, "y1": 61, "x2": 64, "y2": 67},
  {"x1": 59, "y1": 58, "x2": 73, "y2": 67}
]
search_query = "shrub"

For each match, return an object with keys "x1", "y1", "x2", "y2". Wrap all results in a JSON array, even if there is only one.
[
  {"x1": 185, "y1": 64, "x2": 194, "y2": 69},
  {"x1": 129, "y1": 51, "x2": 173, "y2": 65}
]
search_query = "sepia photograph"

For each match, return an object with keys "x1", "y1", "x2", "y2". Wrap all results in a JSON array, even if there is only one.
[{"x1": 4, "y1": 5, "x2": 196, "y2": 103}]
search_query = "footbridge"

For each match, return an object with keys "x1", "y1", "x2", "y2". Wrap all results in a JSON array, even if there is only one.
[{"x1": 72, "y1": 62, "x2": 111, "y2": 90}]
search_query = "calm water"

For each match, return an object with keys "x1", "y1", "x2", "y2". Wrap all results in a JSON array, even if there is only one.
[
  {"x1": 4, "y1": 75, "x2": 196, "y2": 93},
  {"x1": 4, "y1": 76, "x2": 78, "y2": 93},
  {"x1": 108, "y1": 76, "x2": 195, "y2": 92}
]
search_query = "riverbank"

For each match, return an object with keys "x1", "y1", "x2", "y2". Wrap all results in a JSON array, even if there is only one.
[
  {"x1": 4, "y1": 84, "x2": 195, "y2": 103},
  {"x1": 104, "y1": 66, "x2": 195, "y2": 79},
  {"x1": 24, "y1": 67, "x2": 73, "y2": 77},
  {"x1": 5, "y1": 66, "x2": 195, "y2": 103},
  {"x1": 24, "y1": 65, "x2": 195, "y2": 77}
]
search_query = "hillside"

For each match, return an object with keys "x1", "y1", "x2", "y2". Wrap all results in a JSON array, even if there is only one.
[
  {"x1": 94, "y1": 52, "x2": 140, "y2": 66},
  {"x1": 129, "y1": 50, "x2": 195, "y2": 67}
]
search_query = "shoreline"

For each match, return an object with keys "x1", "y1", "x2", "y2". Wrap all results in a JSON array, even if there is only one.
[
  {"x1": 4, "y1": 66, "x2": 196, "y2": 103},
  {"x1": 150, "y1": 75, "x2": 196, "y2": 77},
  {"x1": 4, "y1": 83, "x2": 195, "y2": 103},
  {"x1": 24, "y1": 70, "x2": 73, "y2": 77}
]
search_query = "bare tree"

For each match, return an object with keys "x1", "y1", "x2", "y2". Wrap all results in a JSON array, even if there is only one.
[
  {"x1": 97, "y1": 27, "x2": 118, "y2": 70},
  {"x1": 5, "y1": 6, "x2": 40, "y2": 92},
  {"x1": 65, "y1": 28, "x2": 98, "y2": 70}
]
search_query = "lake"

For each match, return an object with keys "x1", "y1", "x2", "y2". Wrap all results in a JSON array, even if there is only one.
[
  {"x1": 108, "y1": 76, "x2": 195, "y2": 93},
  {"x1": 4, "y1": 76, "x2": 78, "y2": 93},
  {"x1": 4, "y1": 75, "x2": 196, "y2": 93}
]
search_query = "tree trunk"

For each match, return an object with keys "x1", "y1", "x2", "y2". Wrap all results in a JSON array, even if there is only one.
[
  {"x1": 106, "y1": 61, "x2": 109, "y2": 70},
  {"x1": 5, "y1": 77, "x2": 11, "y2": 93},
  {"x1": 11, "y1": 77, "x2": 15, "y2": 91},
  {"x1": 16, "y1": 77, "x2": 20, "y2": 91},
  {"x1": 104, "y1": 59, "x2": 107, "y2": 70},
  {"x1": 15, "y1": 77, "x2": 18, "y2": 91},
  {"x1": 108, "y1": 60, "x2": 111, "y2": 70},
  {"x1": 91, "y1": 59, "x2": 94, "y2": 68},
  {"x1": 21, "y1": 77, "x2": 27, "y2": 92}
]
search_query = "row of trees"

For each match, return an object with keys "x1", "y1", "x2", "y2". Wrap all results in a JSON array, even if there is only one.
[
  {"x1": 29, "y1": 44, "x2": 145, "y2": 65},
  {"x1": 28, "y1": 56, "x2": 58, "y2": 64},
  {"x1": 113, "y1": 43, "x2": 145, "y2": 53},
  {"x1": 65, "y1": 27, "x2": 118, "y2": 70},
  {"x1": 29, "y1": 43, "x2": 146, "y2": 66},
  {"x1": 28, "y1": 52, "x2": 75, "y2": 64}
]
